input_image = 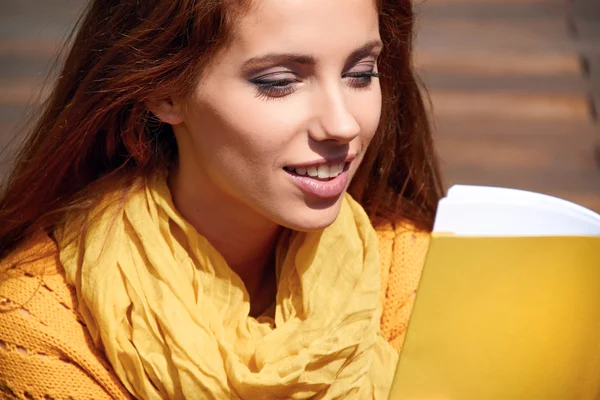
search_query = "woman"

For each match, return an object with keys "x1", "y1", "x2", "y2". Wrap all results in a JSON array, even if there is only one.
[{"x1": 0, "y1": 0, "x2": 443, "y2": 398}]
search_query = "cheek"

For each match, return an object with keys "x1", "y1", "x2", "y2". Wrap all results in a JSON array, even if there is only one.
[
  {"x1": 355, "y1": 89, "x2": 382, "y2": 145},
  {"x1": 194, "y1": 87, "x2": 301, "y2": 163},
  {"x1": 215, "y1": 116, "x2": 294, "y2": 169},
  {"x1": 184, "y1": 104, "x2": 292, "y2": 193}
]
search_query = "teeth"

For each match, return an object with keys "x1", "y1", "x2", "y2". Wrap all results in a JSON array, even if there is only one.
[
  {"x1": 289, "y1": 163, "x2": 345, "y2": 178},
  {"x1": 317, "y1": 165, "x2": 330, "y2": 178},
  {"x1": 307, "y1": 166, "x2": 318, "y2": 177},
  {"x1": 295, "y1": 167, "x2": 307, "y2": 176}
]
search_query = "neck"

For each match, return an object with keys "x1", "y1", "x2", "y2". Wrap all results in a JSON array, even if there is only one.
[{"x1": 168, "y1": 164, "x2": 282, "y2": 315}]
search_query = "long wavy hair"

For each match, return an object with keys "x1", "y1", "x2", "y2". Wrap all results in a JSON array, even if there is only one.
[{"x1": 0, "y1": 0, "x2": 444, "y2": 261}]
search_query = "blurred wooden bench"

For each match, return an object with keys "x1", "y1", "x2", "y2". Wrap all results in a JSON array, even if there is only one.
[{"x1": 415, "y1": 0, "x2": 600, "y2": 211}]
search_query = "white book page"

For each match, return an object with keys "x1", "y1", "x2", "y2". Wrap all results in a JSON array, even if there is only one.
[
  {"x1": 448, "y1": 186, "x2": 600, "y2": 226},
  {"x1": 433, "y1": 185, "x2": 600, "y2": 236}
]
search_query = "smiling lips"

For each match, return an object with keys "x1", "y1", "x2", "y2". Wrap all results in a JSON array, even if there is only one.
[{"x1": 284, "y1": 161, "x2": 350, "y2": 199}]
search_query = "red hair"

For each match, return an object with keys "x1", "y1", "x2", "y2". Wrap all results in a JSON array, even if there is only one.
[{"x1": 0, "y1": 0, "x2": 444, "y2": 260}]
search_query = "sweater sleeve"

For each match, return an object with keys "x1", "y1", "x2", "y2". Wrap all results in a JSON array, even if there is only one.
[
  {"x1": 376, "y1": 220, "x2": 430, "y2": 353},
  {"x1": 0, "y1": 238, "x2": 131, "y2": 400}
]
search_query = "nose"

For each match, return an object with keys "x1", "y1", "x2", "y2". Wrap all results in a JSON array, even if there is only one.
[{"x1": 309, "y1": 86, "x2": 361, "y2": 143}]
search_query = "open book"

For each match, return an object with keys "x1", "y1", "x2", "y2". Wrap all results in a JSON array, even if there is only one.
[
  {"x1": 389, "y1": 186, "x2": 600, "y2": 400},
  {"x1": 433, "y1": 185, "x2": 600, "y2": 236}
]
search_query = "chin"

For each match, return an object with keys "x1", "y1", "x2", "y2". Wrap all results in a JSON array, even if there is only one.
[{"x1": 277, "y1": 194, "x2": 346, "y2": 232}]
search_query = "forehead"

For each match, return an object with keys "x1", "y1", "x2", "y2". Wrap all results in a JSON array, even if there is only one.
[{"x1": 230, "y1": 0, "x2": 380, "y2": 58}]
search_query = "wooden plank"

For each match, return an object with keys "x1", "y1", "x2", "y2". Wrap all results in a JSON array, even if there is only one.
[
  {"x1": 0, "y1": 106, "x2": 32, "y2": 156},
  {"x1": 0, "y1": 93, "x2": 46, "y2": 178},
  {"x1": 435, "y1": 128, "x2": 599, "y2": 171},
  {"x1": 420, "y1": 70, "x2": 591, "y2": 119},
  {"x1": 0, "y1": 125, "x2": 26, "y2": 156},
  {"x1": 432, "y1": 116, "x2": 600, "y2": 137},
  {"x1": 0, "y1": 121, "x2": 28, "y2": 181},
  {"x1": 0, "y1": 0, "x2": 85, "y2": 31},
  {"x1": 414, "y1": 51, "x2": 580, "y2": 76},
  {"x1": 0, "y1": 105, "x2": 31, "y2": 127},
  {"x1": 433, "y1": 116, "x2": 599, "y2": 153},
  {"x1": 422, "y1": 0, "x2": 564, "y2": 5},
  {"x1": 0, "y1": 55, "x2": 56, "y2": 79},
  {"x1": 0, "y1": 37, "x2": 65, "y2": 58},
  {"x1": 415, "y1": 17, "x2": 574, "y2": 55},
  {"x1": 0, "y1": 105, "x2": 39, "y2": 180},
  {"x1": 428, "y1": 90, "x2": 590, "y2": 120},
  {"x1": 420, "y1": 72, "x2": 587, "y2": 94},
  {"x1": 0, "y1": 78, "x2": 50, "y2": 107},
  {"x1": 416, "y1": 1, "x2": 565, "y2": 20}
]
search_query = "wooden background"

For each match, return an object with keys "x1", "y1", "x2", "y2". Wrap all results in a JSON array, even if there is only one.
[{"x1": 1, "y1": 0, "x2": 599, "y2": 211}]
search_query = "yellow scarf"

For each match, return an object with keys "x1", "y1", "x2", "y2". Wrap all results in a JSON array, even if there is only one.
[{"x1": 57, "y1": 174, "x2": 398, "y2": 399}]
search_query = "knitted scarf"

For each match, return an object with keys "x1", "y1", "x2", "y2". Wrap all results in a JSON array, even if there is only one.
[{"x1": 56, "y1": 174, "x2": 398, "y2": 399}]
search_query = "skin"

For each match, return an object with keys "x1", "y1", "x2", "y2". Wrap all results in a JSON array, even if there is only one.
[{"x1": 151, "y1": 0, "x2": 382, "y2": 315}]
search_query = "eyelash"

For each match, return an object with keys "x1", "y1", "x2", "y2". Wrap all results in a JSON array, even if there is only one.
[{"x1": 251, "y1": 71, "x2": 381, "y2": 100}]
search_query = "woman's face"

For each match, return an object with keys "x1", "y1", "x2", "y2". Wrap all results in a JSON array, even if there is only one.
[{"x1": 170, "y1": 0, "x2": 382, "y2": 231}]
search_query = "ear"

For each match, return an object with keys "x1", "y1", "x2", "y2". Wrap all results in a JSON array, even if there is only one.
[{"x1": 145, "y1": 98, "x2": 184, "y2": 125}]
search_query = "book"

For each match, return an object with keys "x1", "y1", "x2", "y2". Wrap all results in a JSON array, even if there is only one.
[{"x1": 389, "y1": 185, "x2": 600, "y2": 400}]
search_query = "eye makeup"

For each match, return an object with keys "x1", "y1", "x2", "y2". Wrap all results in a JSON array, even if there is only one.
[
  {"x1": 250, "y1": 76, "x2": 298, "y2": 100},
  {"x1": 249, "y1": 68, "x2": 381, "y2": 100},
  {"x1": 249, "y1": 72, "x2": 300, "y2": 100},
  {"x1": 343, "y1": 71, "x2": 381, "y2": 90},
  {"x1": 243, "y1": 39, "x2": 383, "y2": 100}
]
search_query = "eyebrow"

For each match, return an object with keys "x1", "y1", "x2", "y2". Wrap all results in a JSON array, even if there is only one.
[
  {"x1": 241, "y1": 39, "x2": 383, "y2": 72},
  {"x1": 343, "y1": 40, "x2": 384, "y2": 70}
]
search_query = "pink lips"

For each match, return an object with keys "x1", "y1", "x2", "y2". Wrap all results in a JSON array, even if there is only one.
[{"x1": 284, "y1": 165, "x2": 349, "y2": 199}]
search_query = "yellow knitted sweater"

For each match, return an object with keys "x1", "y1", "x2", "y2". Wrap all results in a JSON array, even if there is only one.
[{"x1": 0, "y1": 221, "x2": 429, "y2": 400}]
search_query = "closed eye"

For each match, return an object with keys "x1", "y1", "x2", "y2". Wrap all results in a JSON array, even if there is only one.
[
  {"x1": 343, "y1": 71, "x2": 381, "y2": 89},
  {"x1": 250, "y1": 76, "x2": 298, "y2": 100}
]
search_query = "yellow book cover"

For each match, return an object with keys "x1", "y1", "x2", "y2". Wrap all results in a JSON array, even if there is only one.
[{"x1": 389, "y1": 186, "x2": 600, "y2": 400}]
